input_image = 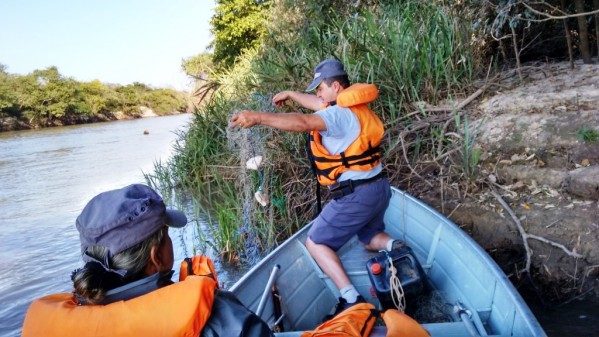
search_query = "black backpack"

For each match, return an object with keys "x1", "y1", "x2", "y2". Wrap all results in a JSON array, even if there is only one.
[{"x1": 201, "y1": 290, "x2": 275, "y2": 337}]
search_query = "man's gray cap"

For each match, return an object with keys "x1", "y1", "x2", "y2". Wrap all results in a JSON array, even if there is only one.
[
  {"x1": 306, "y1": 59, "x2": 348, "y2": 91},
  {"x1": 76, "y1": 184, "x2": 187, "y2": 260}
]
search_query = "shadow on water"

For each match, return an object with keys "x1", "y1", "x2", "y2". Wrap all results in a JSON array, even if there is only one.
[{"x1": 519, "y1": 284, "x2": 599, "y2": 337}]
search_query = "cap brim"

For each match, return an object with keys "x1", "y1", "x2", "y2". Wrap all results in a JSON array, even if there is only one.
[
  {"x1": 166, "y1": 209, "x2": 187, "y2": 228},
  {"x1": 306, "y1": 78, "x2": 322, "y2": 92}
]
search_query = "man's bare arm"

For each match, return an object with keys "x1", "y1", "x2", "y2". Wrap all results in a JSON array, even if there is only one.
[
  {"x1": 272, "y1": 91, "x2": 322, "y2": 111},
  {"x1": 230, "y1": 110, "x2": 326, "y2": 132}
]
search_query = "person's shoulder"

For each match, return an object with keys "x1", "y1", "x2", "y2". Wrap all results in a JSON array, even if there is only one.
[{"x1": 318, "y1": 104, "x2": 352, "y2": 116}]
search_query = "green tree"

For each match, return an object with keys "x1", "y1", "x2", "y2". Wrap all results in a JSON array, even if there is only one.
[
  {"x1": 0, "y1": 64, "x2": 17, "y2": 116},
  {"x1": 12, "y1": 67, "x2": 79, "y2": 124},
  {"x1": 182, "y1": 52, "x2": 213, "y2": 80},
  {"x1": 210, "y1": 0, "x2": 272, "y2": 70},
  {"x1": 77, "y1": 80, "x2": 119, "y2": 115},
  {"x1": 143, "y1": 89, "x2": 187, "y2": 114}
]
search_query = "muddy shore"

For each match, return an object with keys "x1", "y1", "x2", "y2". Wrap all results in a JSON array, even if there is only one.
[{"x1": 413, "y1": 61, "x2": 598, "y2": 303}]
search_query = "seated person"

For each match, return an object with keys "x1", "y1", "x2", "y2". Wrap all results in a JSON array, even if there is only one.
[{"x1": 22, "y1": 184, "x2": 273, "y2": 337}]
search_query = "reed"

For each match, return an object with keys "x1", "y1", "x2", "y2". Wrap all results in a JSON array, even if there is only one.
[{"x1": 151, "y1": 0, "x2": 480, "y2": 263}]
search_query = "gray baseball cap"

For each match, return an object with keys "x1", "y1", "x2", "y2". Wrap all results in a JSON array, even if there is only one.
[
  {"x1": 306, "y1": 59, "x2": 348, "y2": 91},
  {"x1": 76, "y1": 184, "x2": 187, "y2": 260}
]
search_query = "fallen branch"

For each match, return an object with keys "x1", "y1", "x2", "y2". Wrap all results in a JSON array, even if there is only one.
[
  {"x1": 403, "y1": 87, "x2": 485, "y2": 122},
  {"x1": 520, "y1": 1, "x2": 599, "y2": 22},
  {"x1": 490, "y1": 189, "x2": 583, "y2": 275},
  {"x1": 527, "y1": 233, "x2": 583, "y2": 258}
]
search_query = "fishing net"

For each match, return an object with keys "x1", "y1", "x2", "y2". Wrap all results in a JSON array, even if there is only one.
[
  {"x1": 225, "y1": 94, "x2": 277, "y2": 262},
  {"x1": 410, "y1": 290, "x2": 455, "y2": 323}
]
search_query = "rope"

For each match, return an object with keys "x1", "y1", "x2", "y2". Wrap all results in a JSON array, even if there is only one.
[
  {"x1": 402, "y1": 191, "x2": 407, "y2": 242},
  {"x1": 387, "y1": 252, "x2": 406, "y2": 312}
]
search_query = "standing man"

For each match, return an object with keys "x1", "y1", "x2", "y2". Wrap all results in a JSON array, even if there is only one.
[{"x1": 230, "y1": 59, "x2": 401, "y2": 315}]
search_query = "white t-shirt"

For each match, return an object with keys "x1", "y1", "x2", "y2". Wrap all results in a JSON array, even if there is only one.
[{"x1": 315, "y1": 105, "x2": 382, "y2": 181}]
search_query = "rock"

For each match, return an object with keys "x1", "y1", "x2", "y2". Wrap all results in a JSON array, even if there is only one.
[
  {"x1": 565, "y1": 166, "x2": 599, "y2": 200},
  {"x1": 139, "y1": 106, "x2": 157, "y2": 118},
  {"x1": 497, "y1": 166, "x2": 568, "y2": 189},
  {"x1": 112, "y1": 111, "x2": 126, "y2": 120}
]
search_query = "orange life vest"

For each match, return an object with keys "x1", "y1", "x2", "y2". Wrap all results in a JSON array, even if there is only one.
[
  {"x1": 299, "y1": 304, "x2": 429, "y2": 337},
  {"x1": 381, "y1": 309, "x2": 430, "y2": 337},
  {"x1": 22, "y1": 257, "x2": 218, "y2": 337},
  {"x1": 300, "y1": 302, "x2": 377, "y2": 337},
  {"x1": 309, "y1": 83, "x2": 384, "y2": 186}
]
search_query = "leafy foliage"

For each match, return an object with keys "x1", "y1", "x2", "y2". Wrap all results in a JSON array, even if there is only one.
[
  {"x1": 0, "y1": 66, "x2": 189, "y2": 129},
  {"x1": 577, "y1": 126, "x2": 599, "y2": 142},
  {"x1": 0, "y1": 64, "x2": 16, "y2": 115},
  {"x1": 210, "y1": 0, "x2": 272, "y2": 71},
  {"x1": 182, "y1": 52, "x2": 214, "y2": 80},
  {"x1": 143, "y1": 89, "x2": 188, "y2": 114}
]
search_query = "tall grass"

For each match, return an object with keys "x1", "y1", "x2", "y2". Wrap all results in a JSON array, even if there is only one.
[{"x1": 151, "y1": 0, "x2": 480, "y2": 263}]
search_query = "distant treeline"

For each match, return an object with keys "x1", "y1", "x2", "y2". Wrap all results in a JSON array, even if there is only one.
[{"x1": 0, "y1": 64, "x2": 189, "y2": 131}]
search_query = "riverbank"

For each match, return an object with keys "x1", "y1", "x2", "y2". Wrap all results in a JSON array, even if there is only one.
[
  {"x1": 410, "y1": 60, "x2": 598, "y2": 303},
  {"x1": 0, "y1": 106, "x2": 189, "y2": 132}
]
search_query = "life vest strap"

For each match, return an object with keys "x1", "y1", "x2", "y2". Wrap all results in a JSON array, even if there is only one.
[
  {"x1": 328, "y1": 172, "x2": 383, "y2": 189},
  {"x1": 314, "y1": 155, "x2": 381, "y2": 181},
  {"x1": 327, "y1": 173, "x2": 384, "y2": 199},
  {"x1": 311, "y1": 144, "x2": 380, "y2": 164},
  {"x1": 340, "y1": 151, "x2": 350, "y2": 167}
]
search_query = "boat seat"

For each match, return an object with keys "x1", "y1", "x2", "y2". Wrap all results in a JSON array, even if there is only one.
[
  {"x1": 273, "y1": 323, "x2": 484, "y2": 337},
  {"x1": 274, "y1": 332, "x2": 302, "y2": 337}
]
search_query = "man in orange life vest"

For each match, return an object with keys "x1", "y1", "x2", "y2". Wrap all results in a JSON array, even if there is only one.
[
  {"x1": 231, "y1": 59, "x2": 402, "y2": 315},
  {"x1": 22, "y1": 184, "x2": 273, "y2": 337}
]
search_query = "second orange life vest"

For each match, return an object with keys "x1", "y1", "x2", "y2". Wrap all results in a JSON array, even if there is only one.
[{"x1": 22, "y1": 256, "x2": 219, "y2": 337}]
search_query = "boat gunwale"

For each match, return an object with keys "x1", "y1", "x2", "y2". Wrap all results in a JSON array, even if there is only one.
[{"x1": 395, "y1": 188, "x2": 544, "y2": 335}]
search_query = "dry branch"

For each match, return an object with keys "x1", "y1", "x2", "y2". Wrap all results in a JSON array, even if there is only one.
[
  {"x1": 490, "y1": 189, "x2": 584, "y2": 276},
  {"x1": 520, "y1": 1, "x2": 599, "y2": 22}
]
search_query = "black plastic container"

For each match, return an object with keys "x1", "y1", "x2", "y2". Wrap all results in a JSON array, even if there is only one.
[{"x1": 366, "y1": 246, "x2": 427, "y2": 311}]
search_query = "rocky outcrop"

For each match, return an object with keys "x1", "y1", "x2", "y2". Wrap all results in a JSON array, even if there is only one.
[{"x1": 424, "y1": 61, "x2": 599, "y2": 300}]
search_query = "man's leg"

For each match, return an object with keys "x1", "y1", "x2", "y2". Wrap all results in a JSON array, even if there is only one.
[
  {"x1": 305, "y1": 237, "x2": 361, "y2": 307},
  {"x1": 306, "y1": 180, "x2": 390, "y2": 309},
  {"x1": 305, "y1": 237, "x2": 352, "y2": 290},
  {"x1": 363, "y1": 231, "x2": 393, "y2": 251}
]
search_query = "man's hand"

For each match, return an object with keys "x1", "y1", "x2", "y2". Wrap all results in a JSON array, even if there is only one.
[
  {"x1": 272, "y1": 91, "x2": 292, "y2": 108},
  {"x1": 230, "y1": 110, "x2": 260, "y2": 129},
  {"x1": 273, "y1": 90, "x2": 322, "y2": 111},
  {"x1": 230, "y1": 109, "x2": 326, "y2": 132}
]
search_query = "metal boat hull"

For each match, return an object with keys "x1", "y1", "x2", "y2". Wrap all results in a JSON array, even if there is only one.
[{"x1": 231, "y1": 187, "x2": 546, "y2": 336}]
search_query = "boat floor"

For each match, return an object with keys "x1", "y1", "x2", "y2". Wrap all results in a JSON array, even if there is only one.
[{"x1": 271, "y1": 237, "x2": 485, "y2": 337}]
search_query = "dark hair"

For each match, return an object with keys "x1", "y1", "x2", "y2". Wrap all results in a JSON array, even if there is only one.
[
  {"x1": 71, "y1": 228, "x2": 165, "y2": 304},
  {"x1": 324, "y1": 75, "x2": 351, "y2": 89}
]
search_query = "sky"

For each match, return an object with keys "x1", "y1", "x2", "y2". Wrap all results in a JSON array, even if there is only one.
[{"x1": 0, "y1": 0, "x2": 216, "y2": 91}]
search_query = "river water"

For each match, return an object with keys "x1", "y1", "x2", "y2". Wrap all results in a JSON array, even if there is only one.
[
  {"x1": 0, "y1": 114, "x2": 596, "y2": 336},
  {"x1": 0, "y1": 114, "x2": 207, "y2": 336}
]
